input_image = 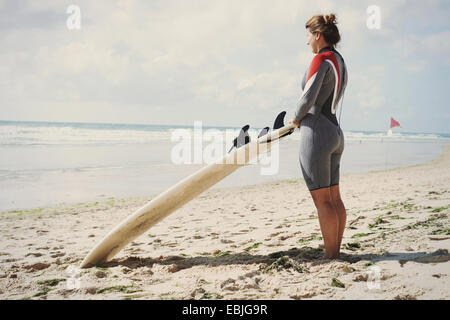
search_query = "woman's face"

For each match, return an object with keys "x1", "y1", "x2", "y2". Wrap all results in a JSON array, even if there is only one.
[{"x1": 306, "y1": 28, "x2": 320, "y2": 54}]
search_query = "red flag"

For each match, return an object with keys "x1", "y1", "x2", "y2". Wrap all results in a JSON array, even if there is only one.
[{"x1": 390, "y1": 117, "x2": 401, "y2": 129}]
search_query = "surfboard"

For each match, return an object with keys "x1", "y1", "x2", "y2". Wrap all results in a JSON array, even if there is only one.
[{"x1": 80, "y1": 112, "x2": 296, "y2": 268}]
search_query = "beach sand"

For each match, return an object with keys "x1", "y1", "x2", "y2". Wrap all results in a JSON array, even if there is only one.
[{"x1": 0, "y1": 145, "x2": 449, "y2": 300}]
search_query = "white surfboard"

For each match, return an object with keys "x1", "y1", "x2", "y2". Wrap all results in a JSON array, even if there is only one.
[{"x1": 80, "y1": 116, "x2": 296, "y2": 268}]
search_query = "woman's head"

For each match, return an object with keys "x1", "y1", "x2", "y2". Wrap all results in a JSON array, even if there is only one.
[{"x1": 305, "y1": 13, "x2": 341, "y2": 53}]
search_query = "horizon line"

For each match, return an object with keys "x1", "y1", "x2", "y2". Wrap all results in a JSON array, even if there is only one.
[{"x1": 0, "y1": 119, "x2": 449, "y2": 136}]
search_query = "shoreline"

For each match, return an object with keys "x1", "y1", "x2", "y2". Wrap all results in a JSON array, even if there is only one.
[
  {"x1": 2, "y1": 143, "x2": 449, "y2": 215},
  {"x1": 0, "y1": 145, "x2": 449, "y2": 300}
]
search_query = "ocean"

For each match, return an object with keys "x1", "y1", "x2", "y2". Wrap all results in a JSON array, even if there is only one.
[{"x1": 1, "y1": 120, "x2": 449, "y2": 211}]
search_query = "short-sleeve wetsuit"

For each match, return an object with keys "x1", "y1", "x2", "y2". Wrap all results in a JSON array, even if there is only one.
[{"x1": 293, "y1": 46, "x2": 348, "y2": 191}]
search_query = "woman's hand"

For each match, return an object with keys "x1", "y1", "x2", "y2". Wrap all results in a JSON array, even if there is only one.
[{"x1": 288, "y1": 119, "x2": 301, "y2": 128}]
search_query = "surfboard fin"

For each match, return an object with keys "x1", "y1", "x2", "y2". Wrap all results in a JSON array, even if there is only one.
[
  {"x1": 257, "y1": 127, "x2": 270, "y2": 138},
  {"x1": 273, "y1": 111, "x2": 294, "y2": 139},
  {"x1": 260, "y1": 111, "x2": 294, "y2": 144},
  {"x1": 228, "y1": 124, "x2": 251, "y2": 153},
  {"x1": 273, "y1": 111, "x2": 287, "y2": 130}
]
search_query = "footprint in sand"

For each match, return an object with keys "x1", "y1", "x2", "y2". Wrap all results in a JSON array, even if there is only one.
[
  {"x1": 50, "y1": 252, "x2": 65, "y2": 258},
  {"x1": 23, "y1": 262, "x2": 50, "y2": 272},
  {"x1": 25, "y1": 253, "x2": 44, "y2": 257}
]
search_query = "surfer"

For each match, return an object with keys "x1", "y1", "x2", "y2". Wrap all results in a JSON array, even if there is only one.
[{"x1": 289, "y1": 14, "x2": 348, "y2": 259}]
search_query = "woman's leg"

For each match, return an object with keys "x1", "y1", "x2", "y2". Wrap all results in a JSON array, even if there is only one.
[
  {"x1": 330, "y1": 184, "x2": 346, "y2": 254},
  {"x1": 310, "y1": 187, "x2": 340, "y2": 259}
]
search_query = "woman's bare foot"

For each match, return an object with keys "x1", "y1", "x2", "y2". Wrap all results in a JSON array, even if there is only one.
[{"x1": 317, "y1": 244, "x2": 339, "y2": 259}]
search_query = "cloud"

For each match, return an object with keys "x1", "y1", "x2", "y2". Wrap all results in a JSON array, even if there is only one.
[
  {"x1": 390, "y1": 30, "x2": 450, "y2": 74},
  {"x1": 348, "y1": 71, "x2": 385, "y2": 110},
  {"x1": 0, "y1": 0, "x2": 66, "y2": 30},
  {"x1": 0, "y1": 0, "x2": 449, "y2": 132}
]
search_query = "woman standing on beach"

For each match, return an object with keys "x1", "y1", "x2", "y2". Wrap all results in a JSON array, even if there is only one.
[{"x1": 289, "y1": 14, "x2": 348, "y2": 259}]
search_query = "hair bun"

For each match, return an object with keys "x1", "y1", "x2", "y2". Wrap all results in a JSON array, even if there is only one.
[
  {"x1": 305, "y1": 13, "x2": 340, "y2": 47},
  {"x1": 323, "y1": 13, "x2": 337, "y2": 25}
]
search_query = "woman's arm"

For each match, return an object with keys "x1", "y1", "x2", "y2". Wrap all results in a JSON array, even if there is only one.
[{"x1": 294, "y1": 55, "x2": 331, "y2": 123}]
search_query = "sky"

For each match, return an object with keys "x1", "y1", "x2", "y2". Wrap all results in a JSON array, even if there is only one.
[{"x1": 0, "y1": 0, "x2": 449, "y2": 133}]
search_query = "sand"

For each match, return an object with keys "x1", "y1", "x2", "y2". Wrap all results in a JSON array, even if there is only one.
[{"x1": 0, "y1": 145, "x2": 449, "y2": 300}]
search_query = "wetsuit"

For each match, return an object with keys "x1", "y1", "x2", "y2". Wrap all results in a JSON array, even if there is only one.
[{"x1": 294, "y1": 46, "x2": 348, "y2": 191}]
